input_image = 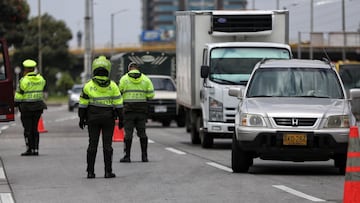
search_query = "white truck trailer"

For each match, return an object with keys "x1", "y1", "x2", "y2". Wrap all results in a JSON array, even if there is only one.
[{"x1": 176, "y1": 10, "x2": 293, "y2": 148}]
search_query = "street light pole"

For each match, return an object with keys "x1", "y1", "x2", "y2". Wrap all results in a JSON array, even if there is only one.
[{"x1": 110, "y1": 9, "x2": 128, "y2": 56}]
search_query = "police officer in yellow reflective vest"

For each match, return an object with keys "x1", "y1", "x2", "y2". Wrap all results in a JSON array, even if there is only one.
[
  {"x1": 119, "y1": 62, "x2": 154, "y2": 163},
  {"x1": 78, "y1": 56, "x2": 123, "y2": 179},
  {"x1": 14, "y1": 59, "x2": 47, "y2": 156}
]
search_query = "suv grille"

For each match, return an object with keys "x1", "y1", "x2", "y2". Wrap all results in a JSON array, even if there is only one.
[
  {"x1": 274, "y1": 118, "x2": 317, "y2": 127},
  {"x1": 147, "y1": 99, "x2": 176, "y2": 114}
]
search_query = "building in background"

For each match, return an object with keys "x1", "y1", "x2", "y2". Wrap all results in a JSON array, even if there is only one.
[{"x1": 140, "y1": 0, "x2": 247, "y2": 43}]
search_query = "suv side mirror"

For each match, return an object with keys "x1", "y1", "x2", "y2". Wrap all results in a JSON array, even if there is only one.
[
  {"x1": 201, "y1": 65, "x2": 209, "y2": 78},
  {"x1": 349, "y1": 88, "x2": 360, "y2": 100}
]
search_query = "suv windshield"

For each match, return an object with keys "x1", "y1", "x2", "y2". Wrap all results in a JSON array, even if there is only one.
[
  {"x1": 209, "y1": 47, "x2": 291, "y2": 84},
  {"x1": 247, "y1": 68, "x2": 344, "y2": 99},
  {"x1": 150, "y1": 77, "x2": 176, "y2": 91},
  {"x1": 72, "y1": 86, "x2": 83, "y2": 93}
]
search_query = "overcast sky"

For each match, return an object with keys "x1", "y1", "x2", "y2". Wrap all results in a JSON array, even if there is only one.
[{"x1": 26, "y1": 0, "x2": 360, "y2": 48}]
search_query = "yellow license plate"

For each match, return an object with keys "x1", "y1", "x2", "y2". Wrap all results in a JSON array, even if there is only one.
[{"x1": 283, "y1": 133, "x2": 307, "y2": 146}]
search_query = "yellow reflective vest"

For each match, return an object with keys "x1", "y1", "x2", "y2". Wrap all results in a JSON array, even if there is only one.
[
  {"x1": 14, "y1": 71, "x2": 46, "y2": 103},
  {"x1": 118, "y1": 69, "x2": 154, "y2": 113},
  {"x1": 79, "y1": 79, "x2": 123, "y2": 108}
]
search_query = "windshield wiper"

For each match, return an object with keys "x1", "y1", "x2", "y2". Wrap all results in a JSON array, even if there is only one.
[
  {"x1": 249, "y1": 95, "x2": 275, "y2": 97},
  {"x1": 293, "y1": 95, "x2": 331, "y2": 98},
  {"x1": 212, "y1": 78, "x2": 239, "y2": 85}
]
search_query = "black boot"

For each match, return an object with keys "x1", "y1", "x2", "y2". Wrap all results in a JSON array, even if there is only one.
[
  {"x1": 34, "y1": 133, "x2": 39, "y2": 156},
  {"x1": 140, "y1": 137, "x2": 148, "y2": 162},
  {"x1": 120, "y1": 139, "x2": 132, "y2": 163},
  {"x1": 87, "y1": 150, "x2": 96, "y2": 179},
  {"x1": 104, "y1": 149, "x2": 116, "y2": 178},
  {"x1": 21, "y1": 149, "x2": 33, "y2": 156}
]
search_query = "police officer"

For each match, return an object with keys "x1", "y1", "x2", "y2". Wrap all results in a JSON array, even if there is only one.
[
  {"x1": 78, "y1": 55, "x2": 123, "y2": 179},
  {"x1": 119, "y1": 62, "x2": 154, "y2": 163},
  {"x1": 14, "y1": 59, "x2": 47, "y2": 156}
]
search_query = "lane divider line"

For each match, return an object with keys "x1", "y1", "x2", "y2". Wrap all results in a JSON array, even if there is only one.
[
  {"x1": 0, "y1": 167, "x2": 5, "y2": 179},
  {"x1": 54, "y1": 116, "x2": 78, "y2": 122},
  {"x1": 0, "y1": 193, "x2": 14, "y2": 203},
  {"x1": 273, "y1": 185, "x2": 325, "y2": 202},
  {"x1": 148, "y1": 139, "x2": 155, "y2": 144},
  {"x1": 165, "y1": 147, "x2": 186, "y2": 155},
  {"x1": 206, "y1": 162, "x2": 233, "y2": 173}
]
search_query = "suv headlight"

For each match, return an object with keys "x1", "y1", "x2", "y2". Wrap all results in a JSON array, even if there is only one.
[
  {"x1": 240, "y1": 113, "x2": 266, "y2": 127},
  {"x1": 324, "y1": 115, "x2": 350, "y2": 128},
  {"x1": 209, "y1": 97, "x2": 223, "y2": 122}
]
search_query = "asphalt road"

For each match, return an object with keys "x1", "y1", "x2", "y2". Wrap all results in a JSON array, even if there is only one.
[{"x1": 0, "y1": 105, "x2": 346, "y2": 203}]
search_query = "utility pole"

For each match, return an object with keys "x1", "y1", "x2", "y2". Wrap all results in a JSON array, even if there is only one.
[
  {"x1": 38, "y1": 0, "x2": 42, "y2": 74},
  {"x1": 83, "y1": 0, "x2": 94, "y2": 83},
  {"x1": 310, "y1": 0, "x2": 314, "y2": 59},
  {"x1": 342, "y1": 0, "x2": 346, "y2": 60}
]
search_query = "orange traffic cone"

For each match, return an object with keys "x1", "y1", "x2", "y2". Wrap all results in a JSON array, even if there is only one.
[
  {"x1": 113, "y1": 120, "x2": 124, "y2": 142},
  {"x1": 343, "y1": 126, "x2": 360, "y2": 203},
  {"x1": 37, "y1": 116, "x2": 48, "y2": 133}
]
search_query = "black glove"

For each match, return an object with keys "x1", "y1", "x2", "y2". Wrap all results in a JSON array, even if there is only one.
[
  {"x1": 118, "y1": 118, "x2": 124, "y2": 129},
  {"x1": 78, "y1": 108, "x2": 87, "y2": 130},
  {"x1": 79, "y1": 119, "x2": 86, "y2": 130}
]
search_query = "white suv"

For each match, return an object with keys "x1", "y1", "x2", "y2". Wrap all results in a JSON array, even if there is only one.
[{"x1": 229, "y1": 59, "x2": 359, "y2": 174}]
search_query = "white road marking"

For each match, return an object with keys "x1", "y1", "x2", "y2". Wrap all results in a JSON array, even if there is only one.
[
  {"x1": 55, "y1": 115, "x2": 78, "y2": 122},
  {"x1": 206, "y1": 162, "x2": 233, "y2": 173},
  {"x1": 165, "y1": 147, "x2": 186, "y2": 155},
  {"x1": 0, "y1": 193, "x2": 15, "y2": 203},
  {"x1": 273, "y1": 185, "x2": 326, "y2": 202},
  {"x1": 0, "y1": 126, "x2": 9, "y2": 131},
  {"x1": 0, "y1": 167, "x2": 5, "y2": 179},
  {"x1": 148, "y1": 139, "x2": 155, "y2": 143}
]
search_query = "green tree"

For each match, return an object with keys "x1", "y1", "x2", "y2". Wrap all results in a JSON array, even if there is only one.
[
  {"x1": 0, "y1": 0, "x2": 29, "y2": 47},
  {"x1": 13, "y1": 13, "x2": 78, "y2": 95},
  {"x1": 56, "y1": 71, "x2": 74, "y2": 95}
]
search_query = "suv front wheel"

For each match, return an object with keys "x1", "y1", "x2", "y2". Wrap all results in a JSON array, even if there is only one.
[{"x1": 232, "y1": 133, "x2": 253, "y2": 173}]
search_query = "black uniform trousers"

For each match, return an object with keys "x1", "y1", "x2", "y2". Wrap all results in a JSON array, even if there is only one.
[
  {"x1": 20, "y1": 110, "x2": 42, "y2": 151},
  {"x1": 86, "y1": 118, "x2": 115, "y2": 172},
  {"x1": 124, "y1": 112, "x2": 147, "y2": 140}
]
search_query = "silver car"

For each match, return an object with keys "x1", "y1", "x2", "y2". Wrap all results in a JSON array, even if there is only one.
[
  {"x1": 229, "y1": 59, "x2": 358, "y2": 174},
  {"x1": 67, "y1": 84, "x2": 83, "y2": 112}
]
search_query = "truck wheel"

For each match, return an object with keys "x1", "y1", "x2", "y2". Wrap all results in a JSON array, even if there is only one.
[
  {"x1": 334, "y1": 154, "x2": 346, "y2": 175},
  {"x1": 176, "y1": 108, "x2": 186, "y2": 127},
  {"x1": 176, "y1": 117, "x2": 186, "y2": 127},
  {"x1": 232, "y1": 133, "x2": 252, "y2": 173},
  {"x1": 185, "y1": 111, "x2": 191, "y2": 133},
  {"x1": 200, "y1": 131, "x2": 213, "y2": 148},
  {"x1": 199, "y1": 118, "x2": 213, "y2": 148},
  {"x1": 190, "y1": 123, "x2": 200, "y2": 144},
  {"x1": 162, "y1": 120, "x2": 171, "y2": 127}
]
